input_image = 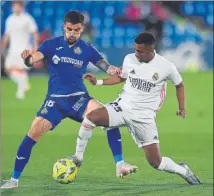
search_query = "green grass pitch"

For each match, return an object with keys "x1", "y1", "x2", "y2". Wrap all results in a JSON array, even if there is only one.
[{"x1": 1, "y1": 72, "x2": 213, "y2": 196}]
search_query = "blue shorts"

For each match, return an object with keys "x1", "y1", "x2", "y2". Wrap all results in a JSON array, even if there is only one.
[{"x1": 37, "y1": 94, "x2": 92, "y2": 130}]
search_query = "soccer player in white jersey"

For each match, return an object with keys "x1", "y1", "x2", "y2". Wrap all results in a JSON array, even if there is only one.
[
  {"x1": 1, "y1": 1, "x2": 39, "y2": 99},
  {"x1": 72, "y1": 32, "x2": 201, "y2": 185}
]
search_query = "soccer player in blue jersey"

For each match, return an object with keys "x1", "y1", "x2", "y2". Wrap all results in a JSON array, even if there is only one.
[{"x1": 1, "y1": 11, "x2": 137, "y2": 189}]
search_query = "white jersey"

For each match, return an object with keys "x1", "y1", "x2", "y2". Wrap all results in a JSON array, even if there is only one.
[
  {"x1": 118, "y1": 53, "x2": 182, "y2": 120},
  {"x1": 5, "y1": 12, "x2": 37, "y2": 54}
]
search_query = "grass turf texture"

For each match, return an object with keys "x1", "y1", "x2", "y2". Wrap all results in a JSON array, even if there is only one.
[{"x1": 1, "y1": 72, "x2": 213, "y2": 196}]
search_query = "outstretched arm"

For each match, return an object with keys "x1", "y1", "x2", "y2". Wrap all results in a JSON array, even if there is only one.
[{"x1": 83, "y1": 73, "x2": 126, "y2": 86}]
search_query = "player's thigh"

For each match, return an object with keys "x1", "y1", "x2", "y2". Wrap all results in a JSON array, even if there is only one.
[
  {"x1": 82, "y1": 99, "x2": 103, "y2": 118},
  {"x1": 103, "y1": 103, "x2": 126, "y2": 128},
  {"x1": 28, "y1": 117, "x2": 52, "y2": 141},
  {"x1": 127, "y1": 120, "x2": 159, "y2": 148},
  {"x1": 37, "y1": 98, "x2": 64, "y2": 131}
]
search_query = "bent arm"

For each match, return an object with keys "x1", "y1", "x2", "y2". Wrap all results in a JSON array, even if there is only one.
[
  {"x1": 23, "y1": 51, "x2": 44, "y2": 67},
  {"x1": 31, "y1": 51, "x2": 44, "y2": 63}
]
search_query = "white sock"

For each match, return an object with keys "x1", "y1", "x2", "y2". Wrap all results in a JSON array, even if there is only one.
[
  {"x1": 157, "y1": 157, "x2": 187, "y2": 176},
  {"x1": 11, "y1": 178, "x2": 19, "y2": 183},
  {"x1": 75, "y1": 117, "x2": 95, "y2": 160}
]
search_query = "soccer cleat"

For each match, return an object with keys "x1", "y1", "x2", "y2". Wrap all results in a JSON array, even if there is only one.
[
  {"x1": 116, "y1": 161, "x2": 138, "y2": 178},
  {"x1": 0, "y1": 179, "x2": 18, "y2": 189},
  {"x1": 179, "y1": 163, "x2": 201, "y2": 185},
  {"x1": 67, "y1": 155, "x2": 83, "y2": 167}
]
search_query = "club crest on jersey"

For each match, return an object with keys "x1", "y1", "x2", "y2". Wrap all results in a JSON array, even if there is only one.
[
  {"x1": 41, "y1": 107, "x2": 48, "y2": 114},
  {"x1": 74, "y1": 47, "x2": 82, "y2": 55},
  {"x1": 152, "y1": 72, "x2": 159, "y2": 81},
  {"x1": 52, "y1": 55, "x2": 61, "y2": 64}
]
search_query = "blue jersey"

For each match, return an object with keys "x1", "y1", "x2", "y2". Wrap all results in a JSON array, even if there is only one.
[{"x1": 37, "y1": 36, "x2": 103, "y2": 96}]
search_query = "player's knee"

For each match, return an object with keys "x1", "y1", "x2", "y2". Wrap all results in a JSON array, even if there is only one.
[
  {"x1": 86, "y1": 113, "x2": 98, "y2": 125},
  {"x1": 28, "y1": 117, "x2": 52, "y2": 141}
]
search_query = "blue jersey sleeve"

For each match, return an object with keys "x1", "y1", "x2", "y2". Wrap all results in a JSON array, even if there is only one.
[
  {"x1": 89, "y1": 44, "x2": 103, "y2": 65},
  {"x1": 37, "y1": 40, "x2": 50, "y2": 57}
]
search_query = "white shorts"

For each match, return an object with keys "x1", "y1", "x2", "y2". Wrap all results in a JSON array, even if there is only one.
[
  {"x1": 104, "y1": 101, "x2": 159, "y2": 148},
  {"x1": 5, "y1": 52, "x2": 28, "y2": 70}
]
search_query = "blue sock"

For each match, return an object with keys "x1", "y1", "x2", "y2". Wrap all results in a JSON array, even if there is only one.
[
  {"x1": 107, "y1": 128, "x2": 123, "y2": 163},
  {"x1": 12, "y1": 135, "x2": 37, "y2": 180}
]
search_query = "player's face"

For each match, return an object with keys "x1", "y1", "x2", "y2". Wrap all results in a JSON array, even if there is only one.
[
  {"x1": 64, "y1": 23, "x2": 84, "y2": 45},
  {"x1": 12, "y1": 3, "x2": 24, "y2": 14},
  {"x1": 134, "y1": 43, "x2": 155, "y2": 63}
]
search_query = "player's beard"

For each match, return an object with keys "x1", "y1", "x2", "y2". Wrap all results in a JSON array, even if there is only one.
[
  {"x1": 65, "y1": 34, "x2": 78, "y2": 45},
  {"x1": 67, "y1": 36, "x2": 76, "y2": 45}
]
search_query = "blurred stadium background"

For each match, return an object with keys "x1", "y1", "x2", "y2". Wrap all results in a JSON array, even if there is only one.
[
  {"x1": 1, "y1": 1, "x2": 213, "y2": 196},
  {"x1": 1, "y1": 1, "x2": 213, "y2": 73}
]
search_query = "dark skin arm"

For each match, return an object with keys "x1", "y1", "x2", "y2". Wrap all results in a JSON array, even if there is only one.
[
  {"x1": 175, "y1": 81, "x2": 186, "y2": 119},
  {"x1": 83, "y1": 73, "x2": 126, "y2": 85}
]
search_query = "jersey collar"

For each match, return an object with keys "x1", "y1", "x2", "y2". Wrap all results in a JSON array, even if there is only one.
[{"x1": 62, "y1": 36, "x2": 80, "y2": 48}]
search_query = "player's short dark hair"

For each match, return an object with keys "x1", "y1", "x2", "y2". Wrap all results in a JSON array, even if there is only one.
[
  {"x1": 12, "y1": 1, "x2": 24, "y2": 6},
  {"x1": 135, "y1": 32, "x2": 156, "y2": 45},
  {"x1": 64, "y1": 11, "x2": 84, "y2": 25}
]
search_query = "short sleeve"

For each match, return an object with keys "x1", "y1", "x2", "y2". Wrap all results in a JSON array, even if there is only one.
[
  {"x1": 89, "y1": 44, "x2": 103, "y2": 65},
  {"x1": 120, "y1": 55, "x2": 131, "y2": 78},
  {"x1": 27, "y1": 15, "x2": 38, "y2": 33},
  {"x1": 167, "y1": 63, "x2": 182, "y2": 85},
  {"x1": 37, "y1": 40, "x2": 50, "y2": 57}
]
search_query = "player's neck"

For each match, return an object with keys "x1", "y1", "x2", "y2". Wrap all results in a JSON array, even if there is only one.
[
  {"x1": 69, "y1": 44, "x2": 75, "y2": 48},
  {"x1": 143, "y1": 52, "x2": 156, "y2": 63},
  {"x1": 14, "y1": 12, "x2": 22, "y2": 16}
]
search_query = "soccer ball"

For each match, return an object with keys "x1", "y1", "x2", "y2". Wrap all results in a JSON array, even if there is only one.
[{"x1": 52, "y1": 159, "x2": 78, "y2": 184}]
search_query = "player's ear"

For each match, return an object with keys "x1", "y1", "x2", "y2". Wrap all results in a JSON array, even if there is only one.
[{"x1": 63, "y1": 23, "x2": 67, "y2": 30}]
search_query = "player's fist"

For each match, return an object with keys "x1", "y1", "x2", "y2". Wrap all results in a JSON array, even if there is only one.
[
  {"x1": 83, "y1": 73, "x2": 97, "y2": 85},
  {"x1": 176, "y1": 108, "x2": 186, "y2": 119},
  {"x1": 21, "y1": 50, "x2": 32, "y2": 60}
]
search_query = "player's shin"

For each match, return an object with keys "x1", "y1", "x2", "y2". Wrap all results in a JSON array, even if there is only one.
[
  {"x1": 157, "y1": 157, "x2": 187, "y2": 176},
  {"x1": 107, "y1": 128, "x2": 123, "y2": 163},
  {"x1": 12, "y1": 135, "x2": 37, "y2": 181},
  {"x1": 75, "y1": 117, "x2": 96, "y2": 160}
]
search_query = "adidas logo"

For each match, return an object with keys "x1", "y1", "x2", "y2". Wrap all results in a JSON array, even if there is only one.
[{"x1": 130, "y1": 70, "x2": 135, "y2": 74}]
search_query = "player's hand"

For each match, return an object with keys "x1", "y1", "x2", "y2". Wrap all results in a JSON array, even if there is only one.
[
  {"x1": 83, "y1": 73, "x2": 97, "y2": 85},
  {"x1": 21, "y1": 50, "x2": 33, "y2": 60},
  {"x1": 108, "y1": 66, "x2": 122, "y2": 76},
  {"x1": 176, "y1": 108, "x2": 186, "y2": 119}
]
